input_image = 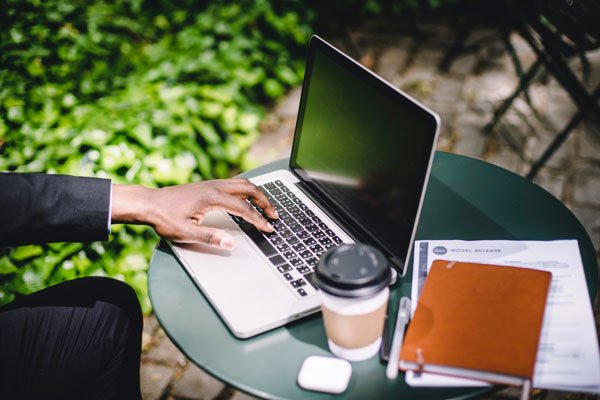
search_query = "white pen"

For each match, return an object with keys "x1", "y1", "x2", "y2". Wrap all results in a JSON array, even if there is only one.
[{"x1": 386, "y1": 296, "x2": 411, "y2": 379}]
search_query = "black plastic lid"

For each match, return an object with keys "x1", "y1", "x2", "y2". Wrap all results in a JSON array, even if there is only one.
[{"x1": 315, "y1": 244, "x2": 391, "y2": 298}]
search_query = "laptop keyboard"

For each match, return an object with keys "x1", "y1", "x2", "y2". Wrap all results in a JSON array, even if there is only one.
[{"x1": 229, "y1": 179, "x2": 345, "y2": 298}]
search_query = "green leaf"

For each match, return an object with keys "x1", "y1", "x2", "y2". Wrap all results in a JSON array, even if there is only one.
[
  {"x1": 238, "y1": 112, "x2": 260, "y2": 133},
  {"x1": 132, "y1": 123, "x2": 153, "y2": 148},
  {"x1": 192, "y1": 118, "x2": 220, "y2": 145},
  {"x1": 263, "y1": 78, "x2": 285, "y2": 99},
  {"x1": 10, "y1": 245, "x2": 43, "y2": 261},
  {"x1": 199, "y1": 101, "x2": 223, "y2": 119},
  {"x1": 275, "y1": 65, "x2": 298, "y2": 85},
  {"x1": 0, "y1": 257, "x2": 17, "y2": 275}
]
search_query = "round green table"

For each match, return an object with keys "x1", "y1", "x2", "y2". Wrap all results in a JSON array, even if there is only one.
[{"x1": 148, "y1": 151, "x2": 598, "y2": 399}]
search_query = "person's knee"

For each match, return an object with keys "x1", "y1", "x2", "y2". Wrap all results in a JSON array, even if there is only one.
[{"x1": 87, "y1": 277, "x2": 143, "y2": 332}]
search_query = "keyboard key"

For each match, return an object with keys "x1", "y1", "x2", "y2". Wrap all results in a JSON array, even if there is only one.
[
  {"x1": 299, "y1": 250, "x2": 312, "y2": 259},
  {"x1": 289, "y1": 224, "x2": 304, "y2": 233},
  {"x1": 283, "y1": 273, "x2": 294, "y2": 281},
  {"x1": 274, "y1": 193, "x2": 287, "y2": 201},
  {"x1": 305, "y1": 210, "x2": 315, "y2": 217},
  {"x1": 299, "y1": 218, "x2": 312, "y2": 225},
  {"x1": 292, "y1": 243, "x2": 306, "y2": 252},
  {"x1": 306, "y1": 257, "x2": 319, "y2": 267},
  {"x1": 292, "y1": 210, "x2": 306, "y2": 220},
  {"x1": 297, "y1": 231, "x2": 310, "y2": 240},
  {"x1": 283, "y1": 251, "x2": 296, "y2": 259},
  {"x1": 275, "y1": 179, "x2": 284, "y2": 186},
  {"x1": 318, "y1": 223, "x2": 328, "y2": 230},
  {"x1": 297, "y1": 288, "x2": 307, "y2": 296},
  {"x1": 277, "y1": 264, "x2": 292, "y2": 273},
  {"x1": 273, "y1": 221, "x2": 286, "y2": 231},
  {"x1": 319, "y1": 237, "x2": 332, "y2": 245},
  {"x1": 291, "y1": 279, "x2": 306, "y2": 288},
  {"x1": 313, "y1": 230, "x2": 325, "y2": 239},
  {"x1": 286, "y1": 236, "x2": 300, "y2": 245},
  {"x1": 296, "y1": 266, "x2": 311, "y2": 274},
  {"x1": 303, "y1": 237, "x2": 316, "y2": 246},
  {"x1": 312, "y1": 216, "x2": 322, "y2": 224},
  {"x1": 279, "y1": 211, "x2": 292, "y2": 221},
  {"x1": 269, "y1": 188, "x2": 282, "y2": 195},
  {"x1": 292, "y1": 197, "x2": 303, "y2": 205},
  {"x1": 309, "y1": 244, "x2": 323, "y2": 253},
  {"x1": 299, "y1": 204, "x2": 309, "y2": 211},
  {"x1": 280, "y1": 229, "x2": 294, "y2": 239},
  {"x1": 281, "y1": 185, "x2": 290, "y2": 192},
  {"x1": 269, "y1": 236, "x2": 284, "y2": 245},
  {"x1": 263, "y1": 230, "x2": 277, "y2": 239},
  {"x1": 332, "y1": 236, "x2": 343, "y2": 244},
  {"x1": 276, "y1": 243, "x2": 290, "y2": 252},
  {"x1": 268, "y1": 255, "x2": 286, "y2": 266},
  {"x1": 290, "y1": 258, "x2": 303, "y2": 267},
  {"x1": 239, "y1": 221, "x2": 277, "y2": 257},
  {"x1": 280, "y1": 199, "x2": 293, "y2": 208},
  {"x1": 305, "y1": 224, "x2": 318, "y2": 232}
]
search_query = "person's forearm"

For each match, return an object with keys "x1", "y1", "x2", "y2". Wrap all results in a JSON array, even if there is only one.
[{"x1": 0, "y1": 173, "x2": 111, "y2": 246}]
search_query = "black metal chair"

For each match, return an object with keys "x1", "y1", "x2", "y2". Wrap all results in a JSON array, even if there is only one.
[{"x1": 484, "y1": 0, "x2": 600, "y2": 179}]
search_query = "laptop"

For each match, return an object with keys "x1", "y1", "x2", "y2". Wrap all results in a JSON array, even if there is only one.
[{"x1": 169, "y1": 35, "x2": 440, "y2": 339}]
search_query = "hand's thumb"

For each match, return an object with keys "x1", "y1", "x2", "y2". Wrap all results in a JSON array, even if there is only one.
[{"x1": 192, "y1": 226, "x2": 235, "y2": 250}]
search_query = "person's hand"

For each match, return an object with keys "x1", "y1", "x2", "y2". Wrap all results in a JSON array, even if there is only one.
[{"x1": 111, "y1": 179, "x2": 278, "y2": 249}]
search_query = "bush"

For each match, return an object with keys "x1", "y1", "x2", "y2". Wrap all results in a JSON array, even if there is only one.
[{"x1": 0, "y1": 0, "x2": 311, "y2": 313}]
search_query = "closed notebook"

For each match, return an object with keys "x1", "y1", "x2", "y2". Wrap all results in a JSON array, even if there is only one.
[{"x1": 399, "y1": 260, "x2": 552, "y2": 387}]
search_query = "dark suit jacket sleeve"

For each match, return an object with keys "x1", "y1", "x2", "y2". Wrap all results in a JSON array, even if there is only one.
[{"x1": 0, "y1": 173, "x2": 112, "y2": 246}]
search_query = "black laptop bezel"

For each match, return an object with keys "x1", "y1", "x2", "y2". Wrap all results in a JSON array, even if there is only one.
[{"x1": 288, "y1": 35, "x2": 440, "y2": 274}]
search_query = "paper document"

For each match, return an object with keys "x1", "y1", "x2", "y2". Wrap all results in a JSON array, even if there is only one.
[{"x1": 407, "y1": 240, "x2": 600, "y2": 394}]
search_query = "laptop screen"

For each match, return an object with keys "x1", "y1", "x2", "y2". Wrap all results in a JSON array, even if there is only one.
[{"x1": 290, "y1": 36, "x2": 439, "y2": 270}]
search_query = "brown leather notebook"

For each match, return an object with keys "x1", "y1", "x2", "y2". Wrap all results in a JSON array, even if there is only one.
[{"x1": 399, "y1": 260, "x2": 552, "y2": 387}]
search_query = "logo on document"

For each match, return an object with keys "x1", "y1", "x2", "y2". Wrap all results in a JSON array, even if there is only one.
[{"x1": 433, "y1": 246, "x2": 447, "y2": 255}]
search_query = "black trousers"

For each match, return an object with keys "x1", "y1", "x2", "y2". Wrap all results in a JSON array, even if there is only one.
[{"x1": 0, "y1": 277, "x2": 143, "y2": 399}]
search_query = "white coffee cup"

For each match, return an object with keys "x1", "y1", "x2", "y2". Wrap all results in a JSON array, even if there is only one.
[{"x1": 315, "y1": 244, "x2": 391, "y2": 361}]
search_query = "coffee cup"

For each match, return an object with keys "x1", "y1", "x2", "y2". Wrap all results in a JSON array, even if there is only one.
[{"x1": 314, "y1": 244, "x2": 391, "y2": 361}]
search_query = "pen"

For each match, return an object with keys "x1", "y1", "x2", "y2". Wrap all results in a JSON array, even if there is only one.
[{"x1": 386, "y1": 296, "x2": 411, "y2": 379}]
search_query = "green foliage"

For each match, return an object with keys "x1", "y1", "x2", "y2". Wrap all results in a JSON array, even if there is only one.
[{"x1": 0, "y1": 0, "x2": 311, "y2": 313}]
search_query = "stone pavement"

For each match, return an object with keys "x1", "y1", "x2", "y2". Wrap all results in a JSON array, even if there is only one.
[{"x1": 140, "y1": 13, "x2": 600, "y2": 400}]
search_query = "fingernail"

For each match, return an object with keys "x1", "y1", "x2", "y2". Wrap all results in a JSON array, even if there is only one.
[
  {"x1": 267, "y1": 222, "x2": 274, "y2": 231},
  {"x1": 274, "y1": 210, "x2": 279, "y2": 219},
  {"x1": 220, "y1": 236, "x2": 235, "y2": 250}
]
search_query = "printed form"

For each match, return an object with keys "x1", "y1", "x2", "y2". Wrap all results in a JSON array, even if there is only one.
[{"x1": 407, "y1": 240, "x2": 600, "y2": 393}]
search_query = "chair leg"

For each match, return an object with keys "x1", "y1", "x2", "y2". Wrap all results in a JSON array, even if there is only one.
[
  {"x1": 526, "y1": 84, "x2": 600, "y2": 180},
  {"x1": 500, "y1": 29, "x2": 534, "y2": 108},
  {"x1": 483, "y1": 59, "x2": 542, "y2": 134},
  {"x1": 438, "y1": 16, "x2": 476, "y2": 72}
]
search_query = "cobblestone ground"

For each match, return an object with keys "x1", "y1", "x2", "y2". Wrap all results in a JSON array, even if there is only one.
[{"x1": 140, "y1": 13, "x2": 600, "y2": 400}]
